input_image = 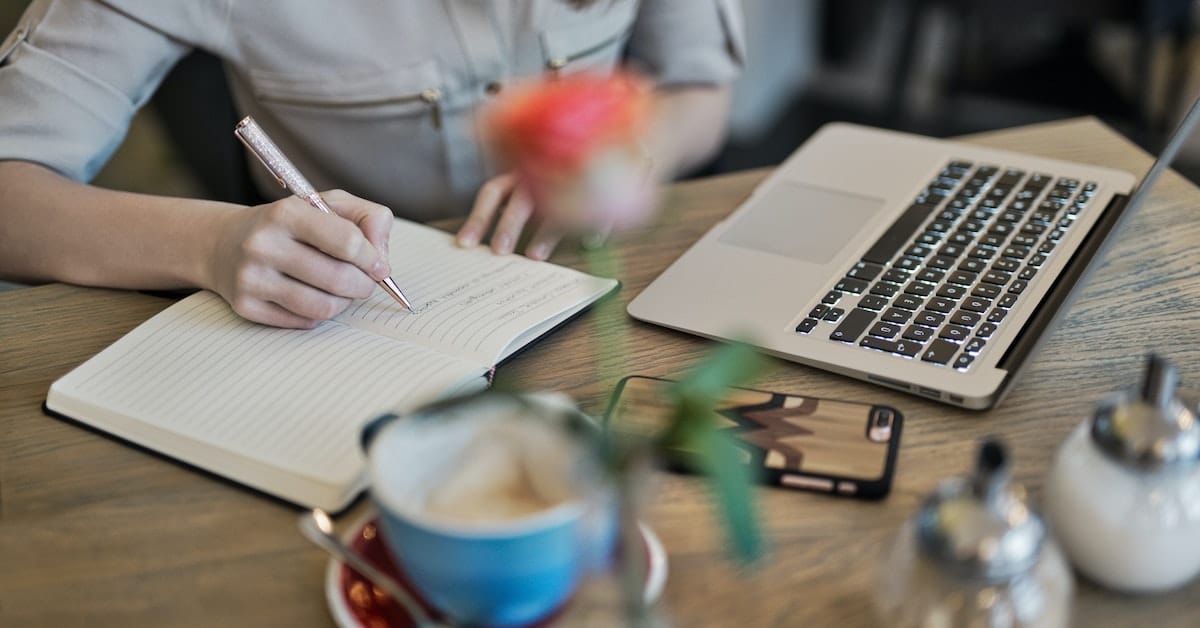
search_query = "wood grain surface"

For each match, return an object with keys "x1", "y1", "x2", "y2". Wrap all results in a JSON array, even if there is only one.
[{"x1": 2, "y1": 118, "x2": 1198, "y2": 627}]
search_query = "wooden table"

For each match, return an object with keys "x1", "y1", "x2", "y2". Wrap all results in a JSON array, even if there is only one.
[{"x1": 3, "y1": 118, "x2": 1199, "y2": 627}]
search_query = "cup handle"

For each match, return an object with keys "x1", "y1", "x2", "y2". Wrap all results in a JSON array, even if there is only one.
[{"x1": 360, "y1": 412, "x2": 402, "y2": 453}]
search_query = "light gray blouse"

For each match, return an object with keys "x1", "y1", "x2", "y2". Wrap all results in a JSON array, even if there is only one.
[{"x1": 0, "y1": 0, "x2": 745, "y2": 220}]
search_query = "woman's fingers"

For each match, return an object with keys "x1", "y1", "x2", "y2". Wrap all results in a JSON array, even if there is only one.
[
  {"x1": 458, "y1": 174, "x2": 517, "y2": 247},
  {"x1": 524, "y1": 220, "x2": 565, "y2": 261},
  {"x1": 279, "y1": 198, "x2": 390, "y2": 281},
  {"x1": 490, "y1": 186, "x2": 535, "y2": 255}
]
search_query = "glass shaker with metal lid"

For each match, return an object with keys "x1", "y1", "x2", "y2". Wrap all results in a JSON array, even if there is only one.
[
  {"x1": 875, "y1": 439, "x2": 1073, "y2": 628},
  {"x1": 1045, "y1": 354, "x2": 1200, "y2": 593}
]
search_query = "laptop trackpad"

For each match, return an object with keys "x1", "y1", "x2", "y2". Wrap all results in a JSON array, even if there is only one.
[{"x1": 719, "y1": 182, "x2": 884, "y2": 264}]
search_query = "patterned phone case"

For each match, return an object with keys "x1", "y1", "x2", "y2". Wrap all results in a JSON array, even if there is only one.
[{"x1": 604, "y1": 376, "x2": 903, "y2": 499}]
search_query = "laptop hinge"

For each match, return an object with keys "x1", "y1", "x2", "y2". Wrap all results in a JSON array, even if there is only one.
[{"x1": 996, "y1": 193, "x2": 1132, "y2": 376}]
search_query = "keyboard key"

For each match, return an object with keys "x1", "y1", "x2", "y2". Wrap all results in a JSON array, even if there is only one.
[
  {"x1": 869, "y1": 322, "x2": 902, "y2": 339},
  {"x1": 809, "y1": 304, "x2": 830, "y2": 319},
  {"x1": 1039, "y1": 241, "x2": 1057, "y2": 254},
  {"x1": 795, "y1": 318, "x2": 819, "y2": 334},
  {"x1": 964, "y1": 337, "x2": 987, "y2": 354},
  {"x1": 961, "y1": 220, "x2": 987, "y2": 233},
  {"x1": 979, "y1": 233, "x2": 1006, "y2": 248},
  {"x1": 870, "y1": 282, "x2": 901, "y2": 298},
  {"x1": 928, "y1": 220, "x2": 953, "y2": 233},
  {"x1": 1048, "y1": 229, "x2": 1065, "y2": 241},
  {"x1": 961, "y1": 297, "x2": 991, "y2": 313},
  {"x1": 939, "y1": 324, "x2": 971, "y2": 342},
  {"x1": 991, "y1": 258, "x2": 1019, "y2": 273},
  {"x1": 977, "y1": 166, "x2": 999, "y2": 178},
  {"x1": 948, "y1": 231, "x2": 974, "y2": 246},
  {"x1": 1022, "y1": 223, "x2": 1047, "y2": 235},
  {"x1": 917, "y1": 231, "x2": 944, "y2": 246},
  {"x1": 830, "y1": 308, "x2": 876, "y2": 343},
  {"x1": 904, "y1": 244, "x2": 932, "y2": 258},
  {"x1": 936, "y1": 284, "x2": 968, "y2": 300},
  {"x1": 893, "y1": 294, "x2": 924, "y2": 310},
  {"x1": 1012, "y1": 234, "x2": 1038, "y2": 247},
  {"x1": 927, "y1": 255, "x2": 956, "y2": 270},
  {"x1": 858, "y1": 295, "x2": 889, "y2": 311},
  {"x1": 1028, "y1": 254, "x2": 1047, "y2": 267},
  {"x1": 954, "y1": 353, "x2": 976, "y2": 370},
  {"x1": 903, "y1": 325, "x2": 935, "y2": 342},
  {"x1": 895, "y1": 257, "x2": 922, "y2": 271},
  {"x1": 976, "y1": 322, "x2": 998, "y2": 338},
  {"x1": 1009, "y1": 280, "x2": 1028, "y2": 295},
  {"x1": 987, "y1": 308, "x2": 1008, "y2": 323},
  {"x1": 959, "y1": 258, "x2": 987, "y2": 273},
  {"x1": 881, "y1": 307, "x2": 913, "y2": 324},
  {"x1": 926, "y1": 297, "x2": 956, "y2": 313},
  {"x1": 905, "y1": 282, "x2": 934, "y2": 297},
  {"x1": 948, "y1": 160, "x2": 974, "y2": 171},
  {"x1": 914, "y1": 310, "x2": 946, "y2": 327},
  {"x1": 982, "y1": 270, "x2": 1012, "y2": 286},
  {"x1": 950, "y1": 311, "x2": 982, "y2": 327},
  {"x1": 861, "y1": 203, "x2": 940, "y2": 264},
  {"x1": 848, "y1": 261, "x2": 885, "y2": 281},
  {"x1": 881, "y1": 269, "x2": 911, "y2": 284},
  {"x1": 824, "y1": 307, "x2": 846, "y2": 322},
  {"x1": 1018, "y1": 267, "x2": 1038, "y2": 281},
  {"x1": 922, "y1": 339, "x2": 960, "y2": 364},
  {"x1": 947, "y1": 271, "x2": 977, "y2": 285},
  {"x1": 999, "y1": 293, "x2": 1018, "y2": 308},
  {"x1": 937, "y1": 244, "x2": 966, "y2": 259},
  {"x1": 967, "y1": 245, "x2": 996, "y2": 260},
  {"x1": 972, "y1": 284, "x2": 1001, "y2": 299},
  {"x1": 917, "y1": 268, "x2": 945, "y2": 283},
  {"x1": 1002, "y1": 245, "x2": 1031, "y2": 259},
  {"x1": 835, "y1": 277, "x2": 869, "y2": 294},
  {"x1": 989, "y1": 223, "x2": 1014, "y2": 235},
  {"x1": 822, "y1": 290, "x2": 842, "y2": 305},
  {"x1": 861, "y1": 336, "x2": 923, "y2": 358}
]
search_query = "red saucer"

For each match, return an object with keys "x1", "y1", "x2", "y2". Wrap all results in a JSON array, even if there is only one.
[{"x1": 324, "y1": 511, "x2": 668, "y2": 628}]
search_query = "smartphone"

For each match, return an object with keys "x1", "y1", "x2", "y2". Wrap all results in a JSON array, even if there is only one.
[{"x1": 604, "y1": 376, "x2": 903, "y2": 499}]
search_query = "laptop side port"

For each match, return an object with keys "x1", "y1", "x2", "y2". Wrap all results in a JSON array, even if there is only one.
[
  {"x1": 918, "y1": 387, "x2": 941, "y2": 399},
  {"x1": 867, "y1": 374, "x2": 911, "y2": 391}
]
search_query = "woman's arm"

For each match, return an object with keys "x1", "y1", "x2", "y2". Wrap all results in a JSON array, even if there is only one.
[{"x1": 0, "y1": 161, "x2": 394, "y2": 328}]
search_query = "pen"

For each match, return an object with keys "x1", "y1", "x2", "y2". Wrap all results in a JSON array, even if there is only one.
[{"x1": 234, "y1": 116, "x2": 415, "y2": 312}]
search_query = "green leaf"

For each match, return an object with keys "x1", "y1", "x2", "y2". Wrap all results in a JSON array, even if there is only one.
[{"x1": 658, "y1": 341, "x2": 767, "y2": 563}]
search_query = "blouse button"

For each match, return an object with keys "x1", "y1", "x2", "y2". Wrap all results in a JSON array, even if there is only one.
[{"x1": 485, "y1": 82, "x2": 502, "y2": 96}]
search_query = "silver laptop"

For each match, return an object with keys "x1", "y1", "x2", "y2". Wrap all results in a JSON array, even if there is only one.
[{"x1": 629, "y1": 99, "x2": 1200, "y2": 409}]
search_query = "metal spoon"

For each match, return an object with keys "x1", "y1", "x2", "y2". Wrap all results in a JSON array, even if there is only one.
[{"x1": 298, "y1": 508, "x2": 448, "y2": 628}]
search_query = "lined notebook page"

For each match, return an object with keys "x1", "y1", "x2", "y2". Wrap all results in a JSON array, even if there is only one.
[
  {"x1": 49, "y1": 291, "x2": 484, "y2": 504},
  {"x1": 337, "y1": 220, "x2": 617, "y2": 365}
]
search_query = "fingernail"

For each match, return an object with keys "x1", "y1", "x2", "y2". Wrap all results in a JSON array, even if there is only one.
[
  {"x1": 371, "y1": 257, "x2": 390, "y2": 280},
  {"x1": 493, "y1": 234, "x2": 512, "y2": 254},
  {"x1": 528, "y1": 243, "x2": 549, "y2": 260},
  {"x1": 457, "y1": 232, "x2": 478, "y2": 247}
]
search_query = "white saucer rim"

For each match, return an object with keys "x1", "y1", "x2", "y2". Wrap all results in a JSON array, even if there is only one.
[{"x1": 324, "y1": 509, "x2": 669, "y2": 628}]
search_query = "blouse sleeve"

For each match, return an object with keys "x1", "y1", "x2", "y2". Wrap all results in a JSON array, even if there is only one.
[
  {"x1": 0, "y1": 0, "x2": 192, "y2": 181},
  {"x1": 625, "y1": 0, "x2": 746, "y2": 87}
]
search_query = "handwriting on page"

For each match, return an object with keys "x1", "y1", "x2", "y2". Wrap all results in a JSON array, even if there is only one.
[
  {"x1": 67, "y1": 293, "x2": 480, "y2": 478},
  {"x1": 337, "y1": 221, "x2": 606, "y2": 361}
]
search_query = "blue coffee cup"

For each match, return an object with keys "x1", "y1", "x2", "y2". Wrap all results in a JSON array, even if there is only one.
[{"x1": 361, "y1": 393, "x2": 616, "y2": 627}]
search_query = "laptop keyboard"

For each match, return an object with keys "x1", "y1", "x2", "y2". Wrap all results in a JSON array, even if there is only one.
[{"x1": 795, "y1": 160, "x2": 1097, "y2": 370}]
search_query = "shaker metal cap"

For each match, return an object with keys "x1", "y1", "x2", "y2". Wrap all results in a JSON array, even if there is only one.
[
  {"x1": 917, "y1": 440, "x2": 1045, "y2": 582},
  {"x1": 1091, "y1": 354, "x2": 1200, "y2": 469}
]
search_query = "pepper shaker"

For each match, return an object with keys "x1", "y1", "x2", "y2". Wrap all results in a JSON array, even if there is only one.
[
  {"x1": 875, "y1": 439, "x2": 1073, "y2": 628},
  {"x1": 1045, "y1": 354, "x2": 1200, "y2": 593}
]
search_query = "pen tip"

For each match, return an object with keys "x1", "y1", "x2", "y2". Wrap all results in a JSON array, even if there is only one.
[{"x1": 379, "y1": 276, "x2": 416, "y2": 312}]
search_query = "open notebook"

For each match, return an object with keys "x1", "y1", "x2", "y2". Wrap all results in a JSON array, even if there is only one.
[{"x1": 45, "y1": 219, "x2": 617, "y2": 511}]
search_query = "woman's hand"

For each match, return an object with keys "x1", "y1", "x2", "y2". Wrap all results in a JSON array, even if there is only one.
[
  {"x1": 206, "y1": 190, "x2": 395, "y2": 328},
  {"x1": 456, "y1": 173, "x2": 564, "y2": 261}
]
